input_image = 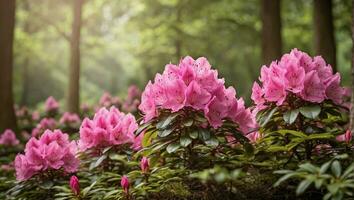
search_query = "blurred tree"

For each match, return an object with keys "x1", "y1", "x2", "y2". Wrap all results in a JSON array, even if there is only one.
[
  {"x1": 314, "y1": 0, "x2": 337, "y2": 72},
  {"x1": 0, "y1": 0, "x2": 17, "y2": 132},
  {"x1": 350, "y1": 0, "x2": 354, "y2": 133},
  {"x1": 261, "y1": 0, "x2": 282, "y2": 64},
  {"x1": 68, "y1": 0, "x2": 84, "y2": 113}
]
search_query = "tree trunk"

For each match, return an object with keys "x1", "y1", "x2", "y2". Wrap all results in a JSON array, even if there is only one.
[
  {"x1": 20, "y1": 1, "x2": 31, "y2": 106},
  {"x1": 67, "y1": 0, "x2": 83, "y2": 113},
  {"x1": 350, "y1": 0, "x2": 354, "y2": 133},
  {"x1": 0, "y1": 0, "x2": 17, "y2": 132},
  {"x1": 261, "y1": 0, "x2": 282, "y2": 64},
  {"x1": 314, "y1": 0, "x2": 337, "y2": 72}
]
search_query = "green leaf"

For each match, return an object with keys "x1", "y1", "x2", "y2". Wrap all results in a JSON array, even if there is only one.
[
  {"x1": 89, "y1": 154, "x2": 107, "y2": 170},
  {"x1": 156, "y1": 113, "x2": 179, "y2": 130},
  {"x1": 158, "y1": 128, "x2": 174, "y2": 137},
  {"x1": 331, "y1": 160, "x2": 341, "y2": 177},
  {"x1": 299, "y1": 105, "x2": 321, "y2": 119},
  {"x1": 320, "y1": 161, "x2": 331, "y2": 174},
  {"x1": 189, "y1": 130, "x2": 198, "y2": 139},
  {"x1": 296, "y1": 179, "x2": 312, "y2": 195},
  {"x1": 299, "y1": 163, "x2": 318, "y2": 173},
  {"x1": 205, "y1": 137, "x2": 219, "y2": 147},
  {"x1": 142, "y1": 130, "x2": 157, "y2": 147},
  {"x1": 283, "y1": 109, "x2": 299, "y2": 124},
  {"x1": 274, "y1": 173, "x2": 296, "y2": 187},
  {"x1": 183, "y1": 119, "x2": 193, "y2": 127},
  {"x1": 180, "y1": 136, "x2": 192, "y2": 147},
  {"x1": 166, "y1": 142, "x2": 180, "y2": 153},
  {"x1": 135, "y1": 121, "x2": 152, "y2": 135},
  {"x1": 199, "y1": 129, "x2": 210, "y2": 141},
  {"x1": 260, "y1": 107, "x2": 278, "y2": 127}
]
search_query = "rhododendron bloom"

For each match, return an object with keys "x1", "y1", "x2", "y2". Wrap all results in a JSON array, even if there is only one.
[
  {"x1": 60, "y1": 112, "x2": 81, "y2": 125},
  {"x1": 78, "y1": 106, "x2": 139, "y2": 151},
  {"x1": 139, "y1": 56, "x2": 255, "y2": 131},
  {"x1": 252, "y1": 49, "x2": 346, "y2": 109},
  {"x1": 121, "y1": 175, "x2": 129, "y2": 194},
  {"x1": 70, "y1": 175, "x2": 80, "y2": 196},
  {"x1": 140, "y1": 157, "x2": 149, "y2": 173},
  {"x1": 45, "y1": 96, "x2": 59, "y2": 112},
  {"x1": 14, "y1": 129, "x2": 79, "y2": 181},
  {"x1": 0, "y1": 129, "x2": 19, "y2": 146},
  {"x1": 31, "y1": 118, "x2": 57, "y2": 137}
]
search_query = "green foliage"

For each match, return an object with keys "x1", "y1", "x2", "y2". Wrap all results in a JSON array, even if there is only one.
[{"x1": 274, "y1": 154, "x2": 354, "y2": 200}]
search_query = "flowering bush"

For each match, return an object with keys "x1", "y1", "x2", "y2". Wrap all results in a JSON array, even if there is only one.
[
  {"x1": 45, "y1": 96, "x2": 60, "y2": 116},
  {"x1": 252, "y1": 48, "x2": 347, "y2": 110},
  {"x1": 0, "y1": 129, "x2": 19, "y2": 146},
  {"x1": 139, "y1": 56, "x2": 254, "y2": 131},
  {"x1": 14, "y1": 129, "x2": 79, "y2": 181},
  {"x1": 78, "y1": 106, "x2": 139, "y2": 151},
  {"x1": 31, "y1": 117, "x2": 57, "y2": 137},
  {"x1": 252, "y1": 49, "x2": 349, "y2": 161}
]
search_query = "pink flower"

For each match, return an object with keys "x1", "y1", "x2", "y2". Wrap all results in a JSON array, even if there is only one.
[
  {"x1": 300, "y1": 70, "x2": 326, "y2": 103},
  {"x1": 99, "y1": 92, "x2": 121, "y2": 108},
  {"x1": 121, "y1": 175, "x2": 129, "y2": 194},
  {"x1": 163, "y1": 79, "x2": 187, "y2": 112},
  {"x1": 204, "y1": 96, "x2": 228, "y2": 128},
  {"x1": 264, "y1": 78, "x2": 286, "y2": 106},
  {"x1": 283, "y1": 59, "x2": 305, "y2": 93},
  {"x1": 0, "y1": 129, "x2": 19, "y2": 146},
  {"x1": 31, "y1": 111, "x2": 40, "y2": 121},
  {"x1": 251, "y1": 82, "x2": 264, "y2": 105},
  {"x1": 184, "y1": 81, "x2": 212, "y2": 110},
  {"x1": 336, "y1": 130, "x2": 352, "y2": 144},
  {"x1": 78, "y1": 106, "x2": 138, "y2": 151},
  {"x1": 70, "y1": 175, "x2": 80, "y2": 196},
  {"x1": 140, "y1": 157, "x2": 149, "y2": 173},
  {"x1": 60, "y1": 112, "x2": 81, "y2": 125},
  {"x1": 31, "y1": 118, "x2": 57, "y2": 137},
  {"x1": 45, "y1": 96, "x2": 59, "y2": 112},
  {"x1": 325, "y1": 73, "x2": 345, "y2": 105},
  {"x1": 15, "y1": 129, "x2": 79, "y2": 181}
]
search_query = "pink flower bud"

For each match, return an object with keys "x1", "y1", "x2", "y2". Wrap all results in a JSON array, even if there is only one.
[
  {"x1": 121, "y1": 175, "x2": 129, "y2": 194},
  {"x1": 336, "y1": 130, "x2": 352, "y2": 144},
  {"x1": 140, "y1": 157, "x2": 149, "y2": 173},
  {"x1": 70, "y1": 175, "x2": 80, "y2": 196}
]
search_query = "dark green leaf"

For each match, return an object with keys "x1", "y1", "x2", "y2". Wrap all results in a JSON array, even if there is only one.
[
  {"x1": 296, "y1": 179, "x2": 312, "y2": 195},
  {"x1": 158, "y1": 128, "x2": 174, "y2": 137},
  {"x1": 283, "y1": 109, "x2": 299, "y2": 124},
  {"x1": 205, "y1": 137, "x2": 219, "y2": 147},
  {"x1": 166, "y1": 142, "x2": 180, "y2": 153},
  {"x1": 260, "y1": 107, "x2": 278, "y2": 127},
  {"x1": 199, "y1": 129, "x2": 210, "y2": 141},
  {"x1": 331, "y1": 160, "x2": 341, "y2": 177},
  {"x1": 189, "y1": 130, "x2": 198, "y2": 139},
  {"x1": 156, "y1": 113, "x2": 179, "y2": 130},
  {"x1": 299, "y1": 105, "x2": 321, "y2": 119},
  {"x1": 180, "y1": 136, "x2": 192, "y2": 147}
]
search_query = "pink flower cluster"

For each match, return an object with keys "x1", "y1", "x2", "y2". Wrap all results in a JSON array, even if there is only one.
[
  {"x1": 122, "y1": 85, "x2": 141, "y2": 113},
  {"x1": 0, "y1": 129, "x2": 19, "y2": 146},
  {"x1": 139, "y1": 56, "x2": 255, "y2": 131},
  {"x1": 99, "y1": 92, "x2": 121, "y2": 108},
  {"x1": 78, "y1": 106, "x2": 141, "y2": 151},
  {"x1": 252, "y1": 49, "x2": 346, "y2": 109},
  {"x1": 31, "y1": 118, "x2": 57, "y2": 137},
  {"x1": 45, "y1": 96, "x2": 59, "y2": 113},
  {"x1": 14, "y1": 129, "x2": 79, "y2": 181},
  {"x1": 60, "y1": 112, "x2": 81, "y2": 125}
]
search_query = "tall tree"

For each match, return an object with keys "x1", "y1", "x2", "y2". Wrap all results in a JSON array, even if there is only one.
[
  {"x1": 67, "y1": 0, "x2": 84, "y2": 113},
  {"x1": 314, "y1": 0, "x2": 337, "y2": 72},
  {"x1": 261, "y1": 0, "x2": 282, "y2": 64},
  {"x1": 350, "y1": 0, "x2": 354, "y2": 133},
  {"x1": 0, "y1": 0, "x2": 17, "y2": 132}
]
